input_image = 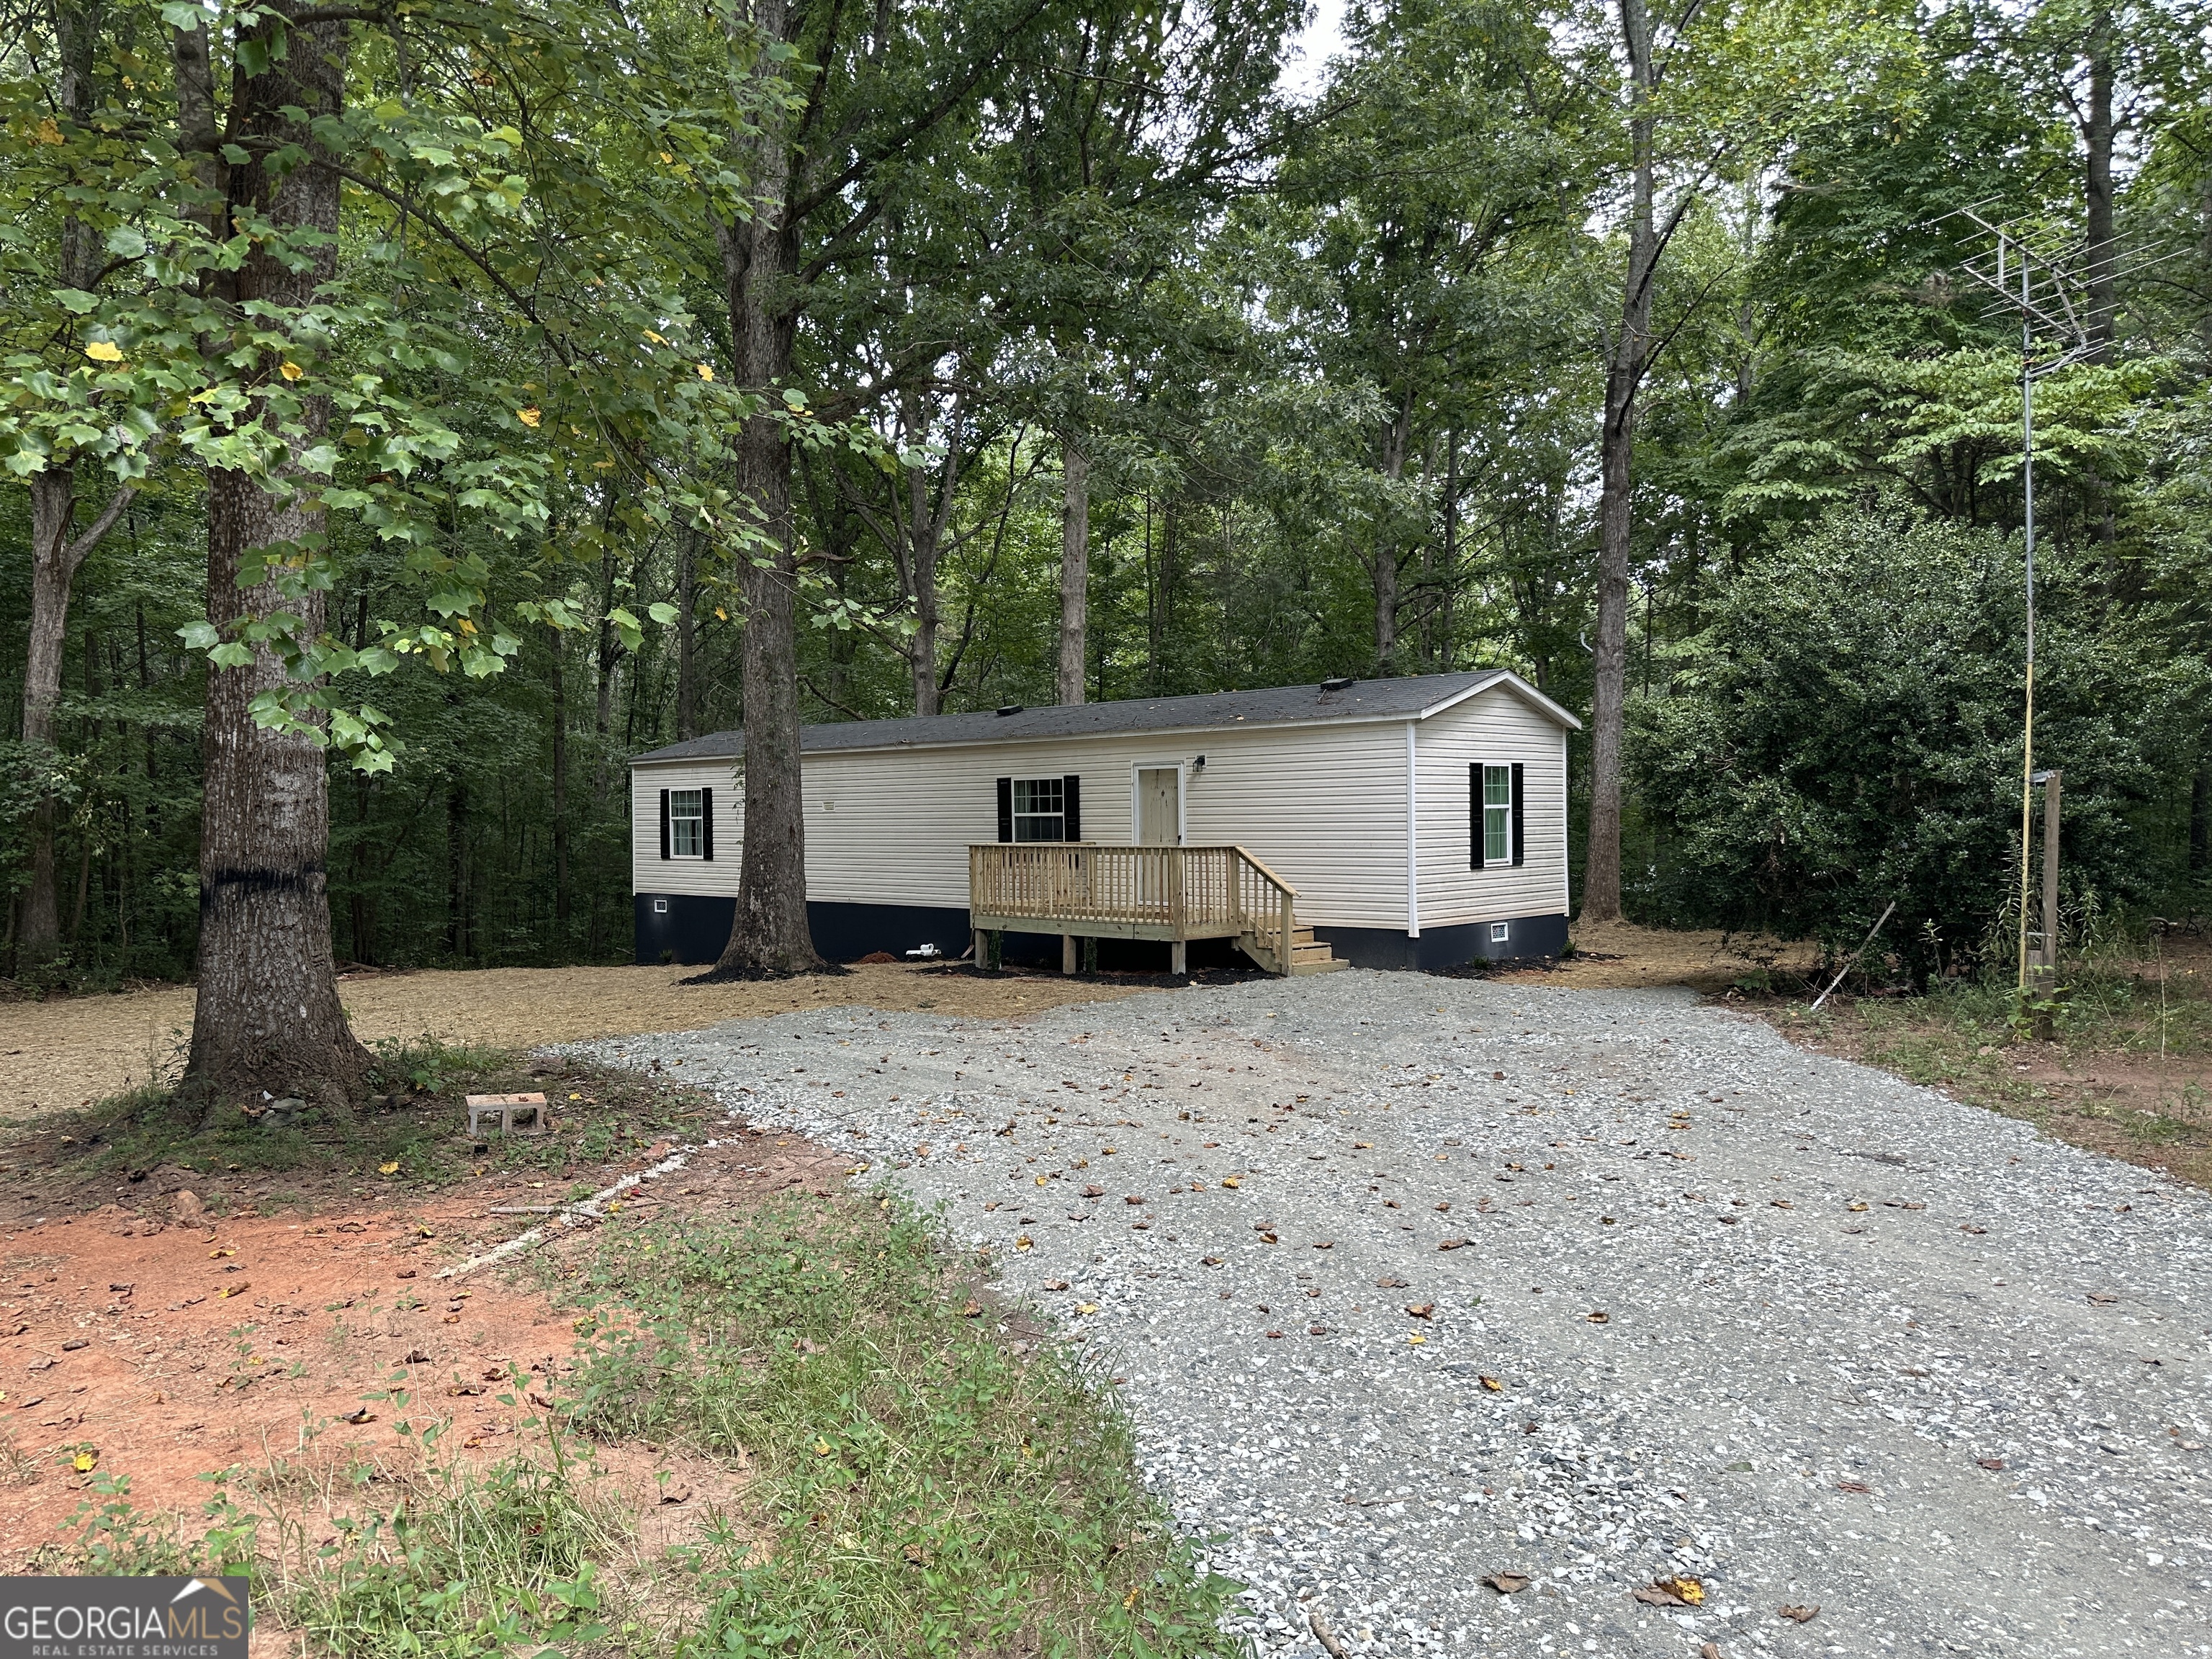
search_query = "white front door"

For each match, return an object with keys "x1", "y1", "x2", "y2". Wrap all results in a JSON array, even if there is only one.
[{"x1": 1137, "y1": 767, "x2": 1180, "y2": 846}]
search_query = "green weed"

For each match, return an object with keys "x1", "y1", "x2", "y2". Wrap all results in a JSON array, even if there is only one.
[{"x1": 561, "y1": 1195, "x2": 1242, "y2": 1658}]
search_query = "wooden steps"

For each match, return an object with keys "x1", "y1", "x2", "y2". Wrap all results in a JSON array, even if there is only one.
[{"x1": 1238, "y1": 921, "x2": 1346, "y2": 976}]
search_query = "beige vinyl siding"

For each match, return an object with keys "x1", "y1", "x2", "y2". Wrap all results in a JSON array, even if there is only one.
[
  {"x1": 633, "y1": 685, "x2": 1575, "y2": 933},
  {"x1": 634, "y1": 720, "x2": 1420, "y2": 927},
  {"x1": 1413, "y1": 687, "x2": 1570, "y2": 929},
  {"x1": 630, "y1": 763, "x2": 743, "y2": 897}
]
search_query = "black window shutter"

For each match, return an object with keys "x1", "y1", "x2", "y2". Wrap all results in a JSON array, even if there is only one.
[
  {"x1": 659, "y1": 788, "x2": 671, "y2": 860},
  {"x1": 1469, "y1": 764, "x2": 1484, "y2": 869},
  {"x1": 1062, "y1": 774, "x2": 1082, "y2": 842},
  {"x1": 1511, "y1": 763, "x2": 1525, "y2": 866},
  {"x1": 997, "y1": 777, "x2": 1013, "y2": 843},
  {"x1": 700, "y1": 786, "x2": 714, "y2": 860}
]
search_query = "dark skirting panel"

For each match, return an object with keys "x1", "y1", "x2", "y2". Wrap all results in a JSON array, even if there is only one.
[
  {"x1": 1312, "y1": 912, "x2": 1568, "y2": 971},
  {"x1": 636, "y1": 894, "x2": 1569, "y2": 971}
]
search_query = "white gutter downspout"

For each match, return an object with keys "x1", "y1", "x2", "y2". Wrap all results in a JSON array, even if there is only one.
[{"x1": 1406, "y1": 720, "x2": 1420, "y2": 938}]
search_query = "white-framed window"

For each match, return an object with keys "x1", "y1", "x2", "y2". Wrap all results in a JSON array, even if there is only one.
[
  {"x1": 1490, "y1": 921, "x2": 1511, "y2": 943},
  {"x1": 1481, "y1": 765, "x2": 1511, "y2": 863},
  {"x1": 668, "y1": 788, "x2": 705, "y2": 858},
  {"x1": 1012, "y1": 777, "x2": 1066, "y2": 842}
]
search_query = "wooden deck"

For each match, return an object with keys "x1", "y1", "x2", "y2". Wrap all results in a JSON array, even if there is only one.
[{"x1": 968, "y1": 844, "x2": 1344, "y2": 976}]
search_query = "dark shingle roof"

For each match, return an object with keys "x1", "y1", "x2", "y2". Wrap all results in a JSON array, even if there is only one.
[{"x1": 631, "y1": 669, "x2": 1577, "y2": 766}]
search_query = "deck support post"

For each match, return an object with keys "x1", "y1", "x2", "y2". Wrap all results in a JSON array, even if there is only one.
[
  {"x1": 1062, "y1": 933, "x2": 1076, "y2": 975},
  {"x1": 1170, "y1": 939, "x2": 1187, "y2": 975}
]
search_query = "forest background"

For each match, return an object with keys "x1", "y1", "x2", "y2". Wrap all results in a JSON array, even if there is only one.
[{"x1": 5, "y1": 0, "x2": 2211, "y2": 996}]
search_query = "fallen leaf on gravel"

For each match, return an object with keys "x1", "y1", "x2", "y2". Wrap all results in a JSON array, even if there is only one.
[
  {"x1": 1588, "y1": 1310, "x2": 1609, "y2": 1324},
  {"x1": 209, "y1": 1248, "x2": 234, "y2": 1259},
  {"x1": 1700, "y1": 1644, "x2": 1722, "y2": 1659},
  {"x1": 1961, "y1": 1224, "x2": 1987, "y2": 1234},
  {"x1": 1406, "y1": 1334, "x2": 1426, "y2": 1345},
  {"x1": 1436, "y1": 1202, "x2": 1451, "y2": 1213},
  {"x1": 1376, "y1": 1276, "x2": 1409, "y2": 1288},
  {"x1": 1779, "y1": 1604, "x2": 1819, "y2": 1623},
  {"x1": 217, "y1": 1283, "x2": 251, "y2": 1298},
  {"x1": 1438, "y1": 1237, "x2": 1469, "y2": 1251},
  {"x1": 1479, "y1": 1375, "x2": 1505, "y2": 1391},
  {"x1": 1485, "y1": 1573, "x2": 1529, "y2": 1594},
  {"x1": 660, "y1": 1483, "x2": 693, "y2": 1505},
  {"x1": 1406, "y1": 1303, "x2": 1434, "y2": 1318},
  {"x1": 1312, "y1": 1241, "x2": 1334, "y2": 1250},
  {"x1": 1076, "y1": 1303, "x2": 1098, "y2": 1314},
  {"x1": 1771, "y1": 1199, "x2": 1793, "y2": 1209},
  {"x1": 1308, "y1": 1325, "x2": 1328, "y2": 1335},
  {"x1": 446, "y1": 1383, "x2": 485, "y2": 1397},
  {"x1": 1222, "y1": 1177, "x2": 1241, "y2": 1188},
  {"x1": 340, "y1": 1408, "x2": 374, "y2": 1425},
  {"x1": 1267, "y1": 1330, "x2": 1284, "y2": 1339},
  {"x1": 1836, "y1": 1479, "x2": 1873, "y2": 1494},
  {"x1": 2087, "y1": 1292, "x2": 2118, "y2": 1305},
  {"x1": 1257, "y1": 1231, "x2": 1280, "y2": 1244},
  {"x1": 1976, "y1": 1457, "x2": 2006, "y2": 1471},
  {"x1": 1716, "y1": 1215, "x2": 1740, "y2": 1225},
  {"x1": 1202, "y1": 1256, "x2": 1223, "y2": 1266},
  {"x1": 1354, "y1": 1141, "x2": 1372, "y2": 1149},
  {"x1": 1633, "y1": 1575, "x2": 1703, "y2": 1607},
  {"x1": 1845, "y1": 1201, "x2": 1868, "y2": 1213},
  {"x1": 398, "y1": 1349, "x2": 430, "y2": 1364},
  {"x1": 1123, "y1": 1195, "x2": 1145, "y2": 1205},
  {"x1": 1082, "y1": 1185, "x2": 1105, "y2": 1198},
  {"x1": 1043, "y1": 1280, "x2": 1070, "y2": 1290},
  {"x1": 1491, "y1": 1071, "x2": 1506, "y2": 1081},
  {"x1": 1015, "y1": 1237, "x2": 1033, "y2": 1251},
  {"x1": 377, "y1": 1161, "x2": 400, "y2": 1175},
  {"x1": 960, "y1": 1300, "x2": 983, "y2": 1318}
]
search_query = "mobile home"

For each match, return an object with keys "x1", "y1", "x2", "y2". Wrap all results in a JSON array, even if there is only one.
[{"x1": 631, "y1": 670, "x2": 1578, "y2": 972}]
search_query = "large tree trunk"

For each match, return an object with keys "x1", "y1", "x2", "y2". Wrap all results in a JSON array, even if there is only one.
[
  {"x1": 711, "y1": 0, "x2": 821, "y2": 976},
  {"x1": 184, "y1": 12, "x2": 368, "y2": 1113},
  {"x1": 551, "y1": 627, "x2": 571, "y2": 931},
  {"x1": 675, "y1": 529, "x2": 699, "y2": 741},
  {"x1": 1583, "y1": 0, "x2": 1659, "y2": 927},
  {"x1": 17, "y1": 0, "x2": 109, "y2": 970},
  {"x1": 1057, "y1": 432, "x2": 1089, "y2": 706},
  {"x1": 1372, "y1": 392, "x2": 1412, "y2": 670},
  {"x1": 2083, "y1": 6, "x2": 2116, "y2": 360}
]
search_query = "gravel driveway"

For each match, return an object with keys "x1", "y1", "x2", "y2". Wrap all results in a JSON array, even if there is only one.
[{"x1": 585, "y1": 971, "x2": 2212, "y2": 1658}]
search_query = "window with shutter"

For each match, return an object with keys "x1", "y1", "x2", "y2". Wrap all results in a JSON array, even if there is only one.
[
  {"x1": 667, "y1": 788, "x2": 705, "y2": 857},
  {"x1": 659, "y1": 789, "x2": 671, "y2": 860},
  {"x1": 701, "y1": 786, "x2": 715, "y2": 860},
  {"x1": 1481, "y1": 765, "x2": 1511, "y2": 865},
  {"x1": 1062, "y1": 774, "x2": 1082, "y2": 841},
  {"x1": 997, "y1": 777, "x2": 1014, "y2": 843},
  {"x1": 1010, "y1": 778, "x2": 1066, "y2": 842}
]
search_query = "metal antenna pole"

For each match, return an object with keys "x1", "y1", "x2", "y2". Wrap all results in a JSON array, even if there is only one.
[{"x1": 2018, "y1": 249, "x2": 2037, "y2": 994}]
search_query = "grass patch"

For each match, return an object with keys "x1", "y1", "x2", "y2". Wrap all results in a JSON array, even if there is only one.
[
  {"x1": 557, "y1": 1193, "x2": 1238, "y2": 1657},
  {"x1": 11, "y1": 1040, "x2": 722, "y2": 1211}
]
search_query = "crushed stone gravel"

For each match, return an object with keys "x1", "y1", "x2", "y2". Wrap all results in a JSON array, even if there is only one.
[{"x1": 580, "y1": 971, "x2": 2212, "y2": 1658}]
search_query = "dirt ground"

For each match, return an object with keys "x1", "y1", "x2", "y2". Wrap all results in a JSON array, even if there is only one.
[
  {"x1": 1491, "y1": 917, "x2": 1824, "y2": 992},
  {"x1": 0, "y1": 1114, "x2": 850, "y2": 1570},
  {"x1": 0, "y1": 963, "x2": 1152, "y2": 1120}
]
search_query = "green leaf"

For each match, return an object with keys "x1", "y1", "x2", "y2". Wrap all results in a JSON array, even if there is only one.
[{"x1": 647, "y1": 601, "x2": 679, "y2": 625}]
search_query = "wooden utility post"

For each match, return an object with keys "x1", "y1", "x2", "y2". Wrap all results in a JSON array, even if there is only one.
[{"x1": 2032, "y1": 770, "x2": 2061, "y2": 1038}]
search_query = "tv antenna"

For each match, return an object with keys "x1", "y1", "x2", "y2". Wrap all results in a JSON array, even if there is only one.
[{"x1": 1945, "y1": 206, "x2": 2106, "y2": 999}]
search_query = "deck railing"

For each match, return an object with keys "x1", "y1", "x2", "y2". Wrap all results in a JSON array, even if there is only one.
[{"x1": 968, "y1": 843, "x2": 1299, "y2": 971}]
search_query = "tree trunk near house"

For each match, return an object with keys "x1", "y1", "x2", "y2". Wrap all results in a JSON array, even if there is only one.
[
  {"x1": 1372, "y1": 392, "x2": 1412, "y2": 670},
  {"x1": 17, "y1": 0, "x2": 124, "y2": 970},
  {"x1": 552, "y1": 626, "x2": 571, "y2": 931},
  {"x1": 184, "y1": 12, "x2": 369, "y2": 1116},
  {"x1": 1058, "y1": 433, "x2": 1089, "y2": 706},
  {"x1": 675, "y1": 529, "x2": 699, "y2": 741},
  {"x1": 1583, "y1": 0, "x2": 1660, "y2": 927},
  {"x1": 903, "y1": 395, "x2": 958, "y2": 719},
  {"x1": 711, "y1": 0, "x2": 821, "y2": 977}
]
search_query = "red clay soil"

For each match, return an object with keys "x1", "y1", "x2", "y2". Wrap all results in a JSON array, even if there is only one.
[{"x1": 0, "y1": 1125, "x2": 855, "y2": 1569}]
